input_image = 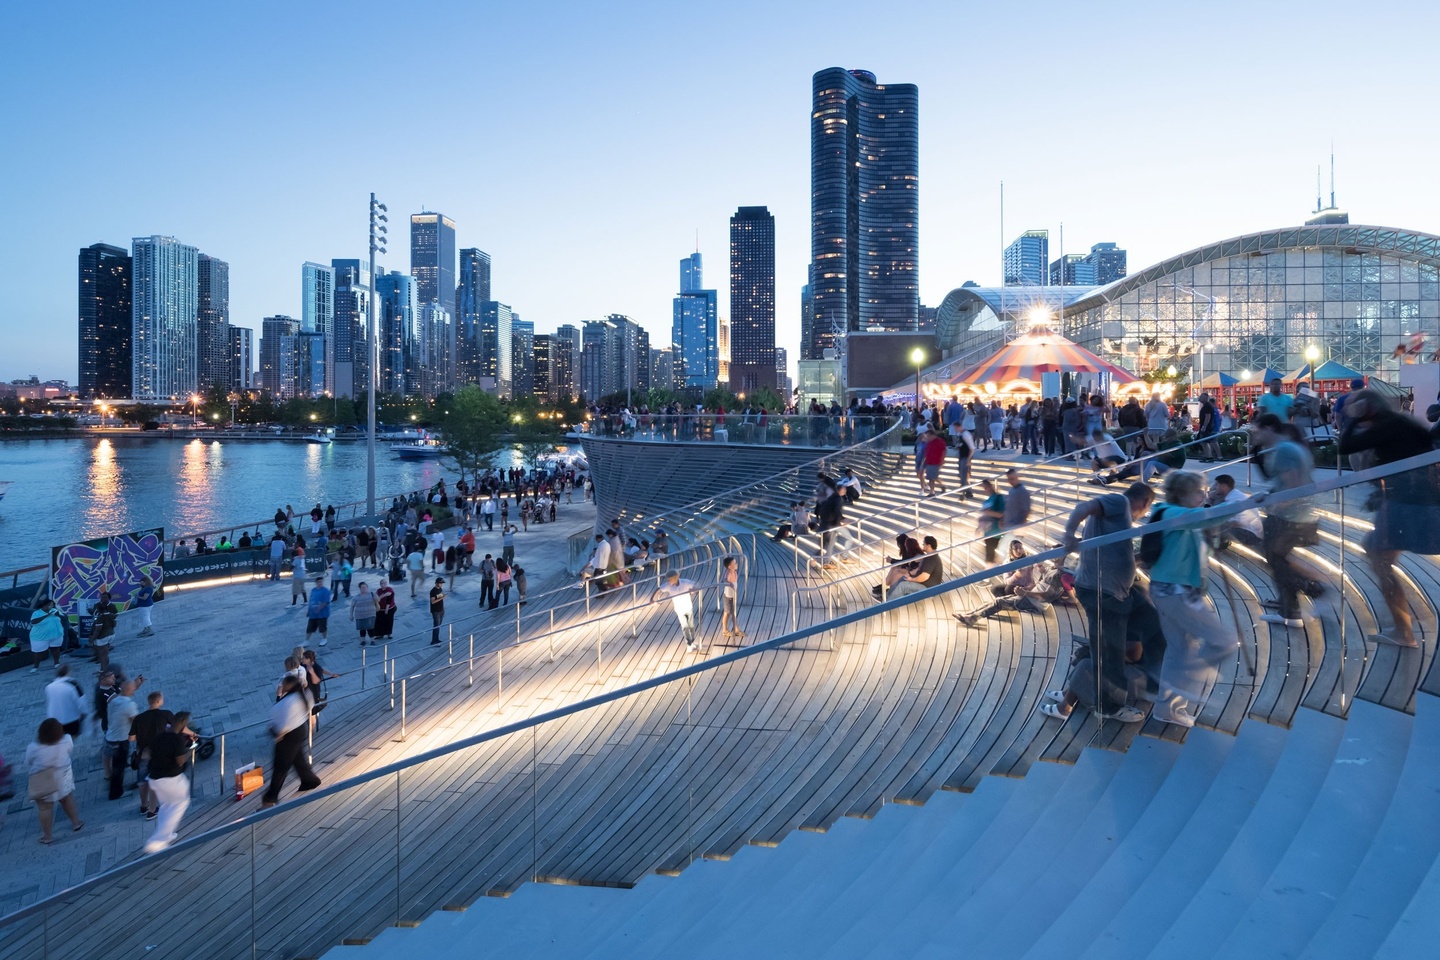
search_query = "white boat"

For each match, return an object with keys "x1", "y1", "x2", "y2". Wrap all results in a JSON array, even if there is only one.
[
  {"x1": 392, "y1": 434, "x2": 447, "y2": 460},
  {"x1": 305, "y1": 430, "x2": 333, "y2": 445}
]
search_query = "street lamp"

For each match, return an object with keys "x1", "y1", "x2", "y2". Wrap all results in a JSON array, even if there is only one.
[
  {"x1": 367, "y1": 193, "x2": 389, "y2": 521},
  {"x1": 1305, "y1": 344, "x2": 1320, "y2": 392},
  {"x1": 911, "y1": 347, "x2": 926, "y2": 408},
  {"x1": 191, "y1": 394, "x2": 199, "y2": 425}
]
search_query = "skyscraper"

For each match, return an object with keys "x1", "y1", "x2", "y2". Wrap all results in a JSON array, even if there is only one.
[
  {"x1": 375, "y1": 271, "x2": 417, "y2": 395},
  {"x1": 1085, "y1": 243, "x2": 1128, "y2": 285},
  {"x1": 554, "y1": 324, "x2": 580, "y2": 400},
  {"x1": 77, "y1": 242, "x2": 132, "y2": 399},
  {"x1": 511, "y1": 318, "x2": 535, "y2": 397},
  {"x1": 580, "y1": 316, "x2": 648, "y2": 401},
  {"x1": 533, "y1": 334, "x2": 555, "y2": 401},
  {"x1": 808, "y1": 67, "x2": 919, "y2": 357},
  {"x1": 417, "y1": 302, "x2": 454, "y2": 398},
  {"x1": 331, "y1": 259, "x2": 371, "y2": 399},
  {"x1": 259, "y1": 315, "x2": 300, "y2": 398},
  {"x1": 729, "y1": 206, "x2": 777, "y2": 394},
  {"x1": 196, "y1": 255, "x2": 231, "y2": 393},
  {"x1": 1048, "y1": 254, "x2": 1094, "y2": 286},
  {"x1": 229, "y1": 325, "x2": 254, "y2": 391},
  {"x1": 131, "y1": 235, "x2": 199, "y2": 401},
  {"x1": 1003, "y1": 231, "x2": 1050, "y2": 286},
  {"x1": 480, "y1": 301, "x2": 513, "y2": 397},
  {"x1": 672, "y1": 252, "x2": 719, "y2": 389},
  {"x1": 457, "y1": 248, "x2": 492, "y2": 385},
  {"x1": 410, "y1": 212, "x2": 457, "y2": 315},
  {"x1": 301, "y1": 262, "x2": 334, "y2": 394},
  {"x1": 774, "y1": 347, "x2": 791, "y2": 399}
]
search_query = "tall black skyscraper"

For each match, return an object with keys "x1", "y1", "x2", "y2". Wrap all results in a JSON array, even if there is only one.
[
  {"x1": 729, "y1": 206, "x2": 777, "y2": 394},
  {"x1": 411, "y1": 212, "x2": 457, "y2": 315},
  {"x1": 808, "y1": 67, "x2": 919, "y2": 358},
  {"x1": 457, "y1": 248, "x2": 491, "y2": 385},
  {"x1": 197, "y1": 254, "x2": 231, "y2": 392},
  {"x1": 331, "y1": 259, "x2": 371, "y2": 398},
  {"x1": 78, "y1": 243, "x2": 132, "y2": 399}
]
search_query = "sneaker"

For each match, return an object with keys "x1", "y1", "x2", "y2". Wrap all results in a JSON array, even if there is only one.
[
  {"x1": 145, "y1": 810, "x2": 157, "y2": 821},
  {"x1": 29, "y1": 666, "x2": 38, "y2": 673},
  {"x1": 1258, "y1": 614, "x2": 1303, "y2": 628},
  {"x1": 318, "y1": 639, "x2": 327, "y2": 647},
  {"x1": 1040, "y1": 702, "x2": 1071, "y2": 720},
  {"x1": 952, "y1": 613, "x2": 979, "y2": 627},
  {"x1": 685, "y1": 641, "x2": 697, "y2": 652},
  {"x1": 1153, "y1": 705, "x2": 1196, "y2": 728},
  {"x1": 1096, "y1": 706, "x2": 1145, "y2": 723},
  {"x1": 1043, "y1": 689, "x2": 1067, "y2": 704}
]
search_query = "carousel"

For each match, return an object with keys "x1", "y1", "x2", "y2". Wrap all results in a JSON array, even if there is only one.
[{"x1": 906, "y1": 329, "x2": 1140, "y2": 405}]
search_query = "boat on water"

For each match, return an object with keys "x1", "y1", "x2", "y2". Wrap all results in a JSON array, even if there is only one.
[
  {"x1": 305, "y1": 429, "x2": 334, "y2": 445},
  {"x1": 392, "y1": 433, "x2": 447, "y2": 460}
]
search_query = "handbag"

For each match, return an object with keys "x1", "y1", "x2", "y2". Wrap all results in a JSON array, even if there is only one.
[
  {"x1": 233, "y1": 763, "x2": 265, "y2": 800},
  {"x1": 27, "y1": 764, "x2": 63, "y2": 801}
]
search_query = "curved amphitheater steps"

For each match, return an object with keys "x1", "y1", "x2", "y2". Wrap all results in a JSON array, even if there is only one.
[{"x1": 324, "y1": 700, "x2": 1440, "y2": 960}]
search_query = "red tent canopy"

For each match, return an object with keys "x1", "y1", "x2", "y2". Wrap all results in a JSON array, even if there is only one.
[{"x1": 958, "y1": 331, "x2": 1137, "y2": 384}]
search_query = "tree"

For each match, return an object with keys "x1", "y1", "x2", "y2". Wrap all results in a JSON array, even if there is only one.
[
  {"x1": 511, "y1": 416, "x2": 564, "y2": 472},
  {"x1": 703, "y1": 386, "x2": 739, "y2": 411},
  {"x1": 749, "y1": 385, "x2": 786, "y2": 413},
  {"x1": 442, "y1": 385, "x2": 508, "y2": 482}
]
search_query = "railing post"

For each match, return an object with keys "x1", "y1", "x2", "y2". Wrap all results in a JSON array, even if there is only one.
[
  {"x1": 549, "y1": 610, "x2": 555, "y2": 662},
  {"x1": 448, "y1": 637, "x2": 453, "y2": 665},
  {"x1": 631, "y1": 581, "x2": 639, "y2": 637},
  {"x1": 468, "y1": 634, "x2": 475, "y2": 686},
  {"x1": 400, "y1": 678, "x2": 407, "y2": 740},
  {"x1": 496, "y1": 647, "x2": 504, "y2": 713},
  {"x1": 388, "y1": 647, "x2": 395, "y2": 711},
  {"x1": 218, "y1": 733, "x2": 226, "y2": 798},
  {"x1": 361, "y1": 646, "x2": 367, "y2": 689}
]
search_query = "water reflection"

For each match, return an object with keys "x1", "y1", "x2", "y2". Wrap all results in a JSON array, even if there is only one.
[
  {"x1": 86, "y1": 439, "x2": 125, "y2": 536},
  {"x1": 175, "y1": 439, "x2": 212, "y2": 535}
]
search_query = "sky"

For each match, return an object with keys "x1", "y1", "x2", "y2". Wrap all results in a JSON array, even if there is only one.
[{"x1": 5, "y1": 0, "x2": 1440, "y2": 385}]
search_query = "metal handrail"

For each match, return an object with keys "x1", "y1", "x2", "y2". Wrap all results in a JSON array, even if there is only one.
[
  {"x1": 13, "y1": 447, "x2": 1433, "y2": 932},
  {"x1": 790, "y1": 448, "x2": 1260, "y2": 617},
  {"x1": 790, "y1": 428, "x2": 1248, "y2": 576}
]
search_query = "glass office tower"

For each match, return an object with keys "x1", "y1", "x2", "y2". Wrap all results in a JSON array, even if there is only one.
[
  {"x1": 809, "y1": 67, "x2": 919, "y2": 357},
  {"x1": 729, "y1": 206, "x2": 777, "y2": 393},
  {"x1": 78, "y1": 242, "x2": 132, "y2": 399}
]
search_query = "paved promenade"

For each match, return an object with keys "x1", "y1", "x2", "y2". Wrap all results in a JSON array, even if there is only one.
[{"x1": 0, "y1": 498, "x2": 596, "y2": 909}]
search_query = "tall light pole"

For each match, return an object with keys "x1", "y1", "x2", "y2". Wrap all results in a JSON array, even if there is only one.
[
  {"x1": 367, "y1": 194, "x2": 388, "y2": 520},
  {"x1": 1305, "y1": 344, "x2": 1320, "y2": 392}
]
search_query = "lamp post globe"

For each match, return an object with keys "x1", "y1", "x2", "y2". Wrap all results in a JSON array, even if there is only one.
[{"x1": 910, "y1": 347, "x2": 925, "y2": 410}]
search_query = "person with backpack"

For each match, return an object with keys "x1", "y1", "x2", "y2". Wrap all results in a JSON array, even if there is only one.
[{"x1": 1144, "y1": 471, "x2": 1238, "y2": 728}]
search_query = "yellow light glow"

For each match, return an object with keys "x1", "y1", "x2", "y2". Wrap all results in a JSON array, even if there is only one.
[
  {"x1": 910, "y1": 348, "x2": 925, "y2": 365},
  {"x1": 1305, "y1": 345, "x2": 1320, "y2": 362}
]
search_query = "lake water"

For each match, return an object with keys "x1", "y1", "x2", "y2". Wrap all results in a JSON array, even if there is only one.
[{"x1": 0, "y1": 437, "x2": 527, "y2": 572}]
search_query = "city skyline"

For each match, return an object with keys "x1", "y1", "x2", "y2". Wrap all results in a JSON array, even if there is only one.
[{"x1": 8, "y1": 3, "x2": 1440, "y2": 383}]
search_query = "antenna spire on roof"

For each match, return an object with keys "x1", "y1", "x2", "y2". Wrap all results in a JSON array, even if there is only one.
[
  {"x1": 1315, "y1": 166, "x2": 1322, "y2": 214},
  {"x1": 1330, "y1": 143, "x2": 1336, "y2": 209}
]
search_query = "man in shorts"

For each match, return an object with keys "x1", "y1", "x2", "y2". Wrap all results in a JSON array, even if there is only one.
[
  {"x1": 921, "y1": 426, "x2": 948, "y2": 496},
  {"x1": 306, "y1": 576, "x2": 332, "y2": 646}
]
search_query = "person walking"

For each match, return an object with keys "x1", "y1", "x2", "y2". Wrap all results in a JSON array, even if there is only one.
[
  {"x1": 44, "y1": 665, "x2": 86, "y2": 739},
  {"x1": 26, "y1": 719, "x2": 83, "y2": 844},
  {"x1": 429, "y1": 576, "x2": 446, "y2": 644},
  {"x1": 1147, "y1": 471, "x2": 1238, "y2": 728},
  {"x1": 90, "y1": 590, "x2": 117, "y2": 669},
  {"x1": 132, "y1": 576, "x2": 156, "y2": 638},
  {"x1": 1061, "y1": 482, "x2": 1155, "y2": 723},
  {"x1": 290, "y1": 544, "x2": 309, "y2": 606},
  {"x1": 28, "y1": 599, "x2": 65, "y2": 673},
  {"x1": 1337, "y1": 389, "x2": 1440, "y2": 647},
  {"x1": 260, "y1": 677, "x2": 321, "y2": 808},
  {"x1": 373, "y1": 580, "x2": 397, "y2": 641},
  {"x1": 268, "y1": 532, "x2": 286, "y2": 582},
  {"x1": 501, "y1": 524, "x2": 517, "y2": 566},
  {"x1": 105, "y1": 675, "x2": 143, "y2": 800},
  {"x1": 406, "y1": 544, "x2": 426, "y2": 598},
  {"x1": 1002, "y1": 468, "x2": 1032, "y2": 531},
  {"x1": 494, "y1": 561, "x2": 513, "y2": 607},
  {"x1": 350, "y1": 582, "x2": 377, "y2": 643},
  {"x1": 720, "y1": 556, "x2": 744, "y2": 641},
  {"x1": 652, "y1": 572, "x2": 701, "y2": 652},
  {"x1": 478, "y1": 554, "x2": 497, "y2": 608},
  {"x1": 977, "y1": 479, "x2": 1006, "y2": 563},
  {"x1": 513, "y1": 564, "x2": 528, "y2": 606},
  {"x1": 1250, "y1": 414, "x2": 1318, "y2": 629},
  {"x1": 131, "y1": 691, "x2": 173, "y2": 820},
  {"x1": 142, "y1": 711, "x2": 194, "y2": 854},
  {"x1": 305, "y1": 576, "x2": 332, "y2": 646}
]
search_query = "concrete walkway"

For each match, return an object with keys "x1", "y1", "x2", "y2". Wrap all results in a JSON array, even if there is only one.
[{"x1": 0, "y1": 497, "x2": 596, "y2": 910}]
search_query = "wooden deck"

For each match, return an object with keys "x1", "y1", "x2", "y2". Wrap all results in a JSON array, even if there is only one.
[{"x1": 2, "y1": 449, "x2": 1437, "y2": 960}]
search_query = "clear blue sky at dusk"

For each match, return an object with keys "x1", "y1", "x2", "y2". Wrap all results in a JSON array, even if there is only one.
[{"x1": 4, "y1": 0, "x2": 1440, "y2": 384}]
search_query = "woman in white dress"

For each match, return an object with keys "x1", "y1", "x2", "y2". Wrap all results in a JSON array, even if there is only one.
[{"x1": 26, "y1": 719, "x2": 83, "y2": 844}]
